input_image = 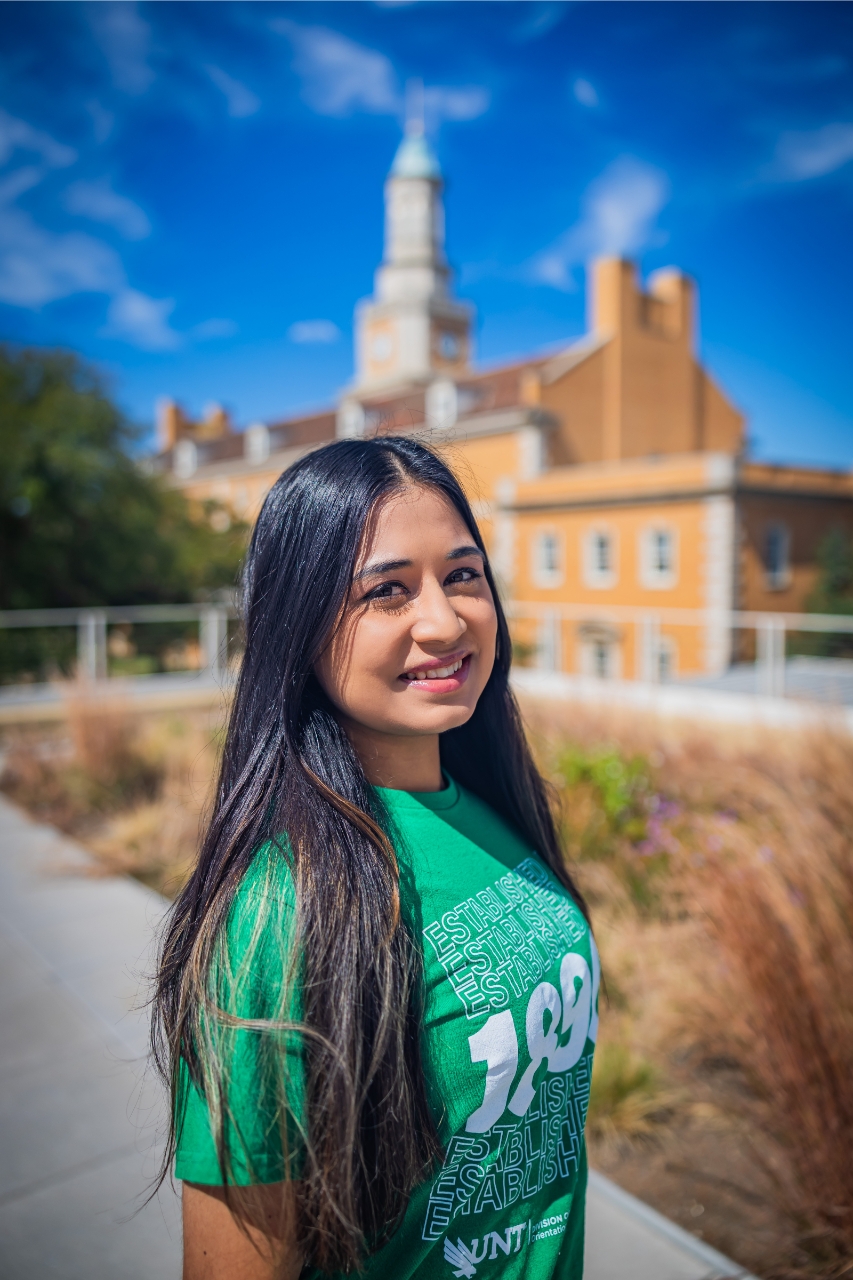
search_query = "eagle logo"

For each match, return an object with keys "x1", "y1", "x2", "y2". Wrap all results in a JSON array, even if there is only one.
[{"x1": 443, "y1": 1237, "x2": 488, "y2": 1278}]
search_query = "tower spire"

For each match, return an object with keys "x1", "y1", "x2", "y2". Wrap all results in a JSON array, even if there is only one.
[{"x1": 350, "y1": 113, "x2": 473, "y2": 394}]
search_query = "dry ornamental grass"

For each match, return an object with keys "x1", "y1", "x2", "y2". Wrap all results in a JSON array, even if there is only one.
[
  {"x1": 522, "y1": 698, "x2": 853, "y2": 1277},
  {"x1": 1, "y1": 692, "x2": 220, "y2": 896}
]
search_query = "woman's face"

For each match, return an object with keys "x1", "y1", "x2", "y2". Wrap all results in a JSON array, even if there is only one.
[{"x1": 315, "y1": 485, "x2": 498, "y2": 741}]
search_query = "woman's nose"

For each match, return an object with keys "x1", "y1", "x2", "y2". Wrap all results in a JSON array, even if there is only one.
[{"x1": 410, "y1": 577, "x2": 467, "y2": 645}]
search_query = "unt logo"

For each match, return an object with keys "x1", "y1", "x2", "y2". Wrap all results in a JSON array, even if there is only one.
[{"x1": 443, "y1": 1225, "x2": 527, "y2": 1277}]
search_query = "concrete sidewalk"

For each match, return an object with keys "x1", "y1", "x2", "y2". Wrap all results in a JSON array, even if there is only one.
[{"x1": 0, "y1": 795, "x2": 750, "y2": 1279}]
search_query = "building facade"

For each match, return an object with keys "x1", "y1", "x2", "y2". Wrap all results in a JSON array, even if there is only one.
[{"x1": 153, "y1": 125, "x2": 853, "y2": 679}]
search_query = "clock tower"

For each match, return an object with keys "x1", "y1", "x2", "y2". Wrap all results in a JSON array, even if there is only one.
[{"x1": 352, "y1": 120, "x2": 473, "y2": 394}]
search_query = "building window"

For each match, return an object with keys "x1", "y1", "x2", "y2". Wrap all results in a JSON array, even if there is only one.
[
  {"x1": 536, "y1": 613, "x2": 562, "y2": 671},
  {"x1": 764, "y1": 524, "x2": 790, "y2": 590},
  {"x1": 583, "y1": 528, "x2": 617, "y2": 589},
  {"x1": 651, "y1": 530, "x2": 673, "y2": 575},
  {"x1": 438, "y1": 331, "x2": 460, "y2": 360},
  {"x1": 657, "y1": 636, "x2": 677, "y2": 682},
  {"x1": 640, "y1": 526, "x2": 678, "y2": 589},
  {"x1": 592, "y1": 639, "x2": 610, "y2": 679},
  {"x1": 578, "y1": 623, "x2": 622, "y2": 679},
  {"x1": 532, "y1": 531, "x2": 563, "y2": 588}
]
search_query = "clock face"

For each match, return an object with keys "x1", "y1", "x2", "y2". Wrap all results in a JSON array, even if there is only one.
[
  {"x1": 370, "y1": 332, "x2": 393, "y2": 362},
  {"x1": 438, "y1": 330, "x2": 460, "y2": 360}
]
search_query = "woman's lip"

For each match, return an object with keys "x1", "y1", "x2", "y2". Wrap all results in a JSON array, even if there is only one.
[
  {"x1": 398, "y1": 653, "x2": 472, "y2": 690},
  {"x1": 399, "y1": 649, "x2": 471, "y2": 678}
]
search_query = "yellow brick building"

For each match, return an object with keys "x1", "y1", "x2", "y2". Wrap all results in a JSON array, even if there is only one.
[{"x1": 154, "y1": 124, "x2": 853, "y2": 679}]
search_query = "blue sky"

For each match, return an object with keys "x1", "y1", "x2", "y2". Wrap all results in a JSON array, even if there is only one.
[{"x1": 1, "y1": 1, "x2": 852, "y2": 467}]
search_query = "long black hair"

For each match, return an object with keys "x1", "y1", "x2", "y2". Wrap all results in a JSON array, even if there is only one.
[{"x1": 152, "y1": 436, "x2": 586, "y2": 1273}]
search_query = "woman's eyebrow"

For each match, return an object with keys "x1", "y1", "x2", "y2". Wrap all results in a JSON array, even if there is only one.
[
  {"x1": 353, "y1": 557, "x2": 412, "y2": 583},
  {"x1": 353, "y1": 545, "x2": 483, "y2": 583}
]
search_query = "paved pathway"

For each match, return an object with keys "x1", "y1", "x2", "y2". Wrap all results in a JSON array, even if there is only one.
[{"x1": 0, "y1": 796, "x2": 751, "y2": 1279}]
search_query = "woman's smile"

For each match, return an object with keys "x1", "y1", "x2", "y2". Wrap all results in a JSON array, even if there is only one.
[{"x1": 399, "y1": 650, "x2": 472, "y2": 690}]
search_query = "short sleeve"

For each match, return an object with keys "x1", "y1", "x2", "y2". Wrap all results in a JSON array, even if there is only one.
[{"x1": 174, "y1": 842, "x2": 305, "y2": 1186}]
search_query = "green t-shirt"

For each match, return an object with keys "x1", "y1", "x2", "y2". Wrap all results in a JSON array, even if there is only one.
[{"x1": 176, "y1": 776, "x2": 599, "y2": 1278}]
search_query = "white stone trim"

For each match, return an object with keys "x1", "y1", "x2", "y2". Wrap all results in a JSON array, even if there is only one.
[
  {"x1": 517, "y1": 425, "x2": 546, "y2": 479},
  {"x1": 173, "y1": 439, "x2": 198, "y2": 480},
  {"x1": 702, "y1": 493, "x2": 736, "y2": 674},
  {"x1": 490, "y1": 477, "x2": 517, "y2": 599},
  {"x1": 425, "y1": 379, "x2": 457, "y2": 431},
  {"x1": 337, "y1": 400, "x2": 366, "y2": 439},
  {"x1": 244, "y1": 423, "x2": 270, "y2": 465}
]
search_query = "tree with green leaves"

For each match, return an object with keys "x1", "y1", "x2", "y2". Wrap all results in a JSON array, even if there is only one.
[
  {"x1": 1, "y1": 345, "x2": 246, "y2": 609},
  {"x1": 0, "y1": 345, "x2": 248, "y2": 680},
  {"x1": 804, "y1": 527, "x2": 853, "y2": 657},
  {"x1": 807, "y1": 527, "x2": 853, "y2": 617}
]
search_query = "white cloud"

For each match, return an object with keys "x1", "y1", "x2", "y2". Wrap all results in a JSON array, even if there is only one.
[
  {"x1": 272, "y1": 20, "x2": 400, "y2": 116},
  {"x1": 192, "y1": 317, "x2": 238, "y2": 340},
  {"x1": 0, "y1": 108, "x2": 76, "y2": 169},
  {"x1": 288, "y1": 319, "x2": 341, "y2": 343},
  {"x1": 0, "y1": 148, "x2": 178, "y2": 352},
  {"x1": 271, "y1": 21, "x2": 489, "y2": 131},
  {"x1": 573, "y1": 78, "x2": 598, "y2": 108},
  {"x1": 0, "y1": 200, "x2": 125, "y2": 308},
  {"x1": 766, "y1": 123, "x2": 853, "y2": 181},
  {"x1": 63, "y1": 177, "x2": 151, "y2": 240},
  {"x1": 102, "y1": 288, "x2": 181, "y2": 351},
  {"x1": 0, "y1": 166, "x2": 42, "y2": 206},
  {"x1": 205, "y1": 65, "x2": 261, "y2": 119},
  {"x1": 423, "y1": 85, "x2": 490, "y2": 127},
  {"x1": 527, "y1": 156, "x2": 670, "y2": 291},
  {"x1": 87, "y1": 2, "x2": 154, "y2": 95}
]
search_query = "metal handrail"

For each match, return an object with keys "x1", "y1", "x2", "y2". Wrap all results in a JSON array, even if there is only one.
[
  {"x1": 0, "y1": 602, "x2": 239, "y2": 628},
  {"x1": 503, "y1": 601, "x2": 853, "y2": 633},
  {"x1": 0, "y1": 602, "x2": 237, "y2": 682},
  {"x1": 1, "y1": 601, "x2": 851, "y2": 697}
]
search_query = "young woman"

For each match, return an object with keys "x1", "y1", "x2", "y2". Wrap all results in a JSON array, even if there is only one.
[{"x1": 153, "y1": 436, "x2": 598, "y2": 1279}]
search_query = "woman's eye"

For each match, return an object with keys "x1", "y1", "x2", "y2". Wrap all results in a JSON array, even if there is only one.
[
  {"x1": 445, "y1": 566, "x2": 481, "y2": 585},
  {"x1": 365, "y1": 581, "x2": 407, "y2": 601}
]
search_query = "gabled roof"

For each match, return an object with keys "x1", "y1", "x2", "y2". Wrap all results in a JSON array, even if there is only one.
[
  {"x1": 153, "y1": 330, "x2": 610, "y2": 470},
  {"x1": 349, "y1": 332, "x2": 611, "y2": 426}
]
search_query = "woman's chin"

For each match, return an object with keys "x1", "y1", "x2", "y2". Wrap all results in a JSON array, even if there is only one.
[{"x1": 398, "y1": 702, "x2": 478, "y2": 736}]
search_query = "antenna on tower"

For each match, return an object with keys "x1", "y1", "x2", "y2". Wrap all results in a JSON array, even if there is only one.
[{"x1": 405, "y1": 78, "x2": 425, "y2": 137}]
